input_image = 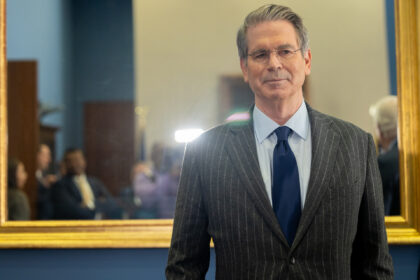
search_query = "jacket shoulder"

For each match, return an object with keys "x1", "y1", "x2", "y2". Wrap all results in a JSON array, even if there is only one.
[
  {"x1": 309, "y1": 107, "x2": 369, "y2": 140},
  {"x1": 184, "y1": 120, "x2": 250, "y2": 164},
  {"x1": 187, "y1": 122, "x2": 235, "y2": 148}
]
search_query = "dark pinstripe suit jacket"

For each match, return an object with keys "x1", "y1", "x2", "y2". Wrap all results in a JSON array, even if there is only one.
[{"x1": 166, "y1": 105, "x2": 393, "y2": 279}]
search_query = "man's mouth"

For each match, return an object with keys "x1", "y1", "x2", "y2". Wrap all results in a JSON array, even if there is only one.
[{"x1": 264, "y1": 79, "x2": 287, "y2": 83}]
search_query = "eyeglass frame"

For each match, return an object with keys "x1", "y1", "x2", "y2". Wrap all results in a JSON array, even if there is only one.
[{"x1": 247, "y1": 46, "x2": 303, "y2": 64}]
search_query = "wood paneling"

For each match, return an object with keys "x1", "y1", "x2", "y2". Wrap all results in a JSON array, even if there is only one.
[
  {"x1": 84, "y1": 101, "x2": 134, "y2": 197},
  {"x1": 7, "y1": 61, "x2": 39, "y2": 220},
  {"x1": 218, "y1": 75, "x2": 254, "y2": 123}
]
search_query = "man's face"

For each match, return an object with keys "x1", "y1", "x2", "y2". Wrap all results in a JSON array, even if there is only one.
[
  {"x1": 16, "y1": 163, "x2": 28, "y2": 189},
  {"x1": 37, "y1": 145, "x2": 51, "y2": 171},
  {"x1": 240, "y1": 20, "x2": 311, "y2": 108},
  {"x1": 65, "y1": 151, "x2": 86, "y2": 175}
]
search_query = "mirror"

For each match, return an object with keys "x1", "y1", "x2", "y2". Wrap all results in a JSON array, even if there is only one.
[
  {"x1": 4, "y1": 0, "x2": 399, "y2": 221},
  {"x1": 0, "y1": 0, "x2": 419, "y2": 247}
]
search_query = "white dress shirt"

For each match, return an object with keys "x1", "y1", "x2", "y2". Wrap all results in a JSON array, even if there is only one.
[{"x1": 253, "y1": 101, "x2": 312, "y2": 209}]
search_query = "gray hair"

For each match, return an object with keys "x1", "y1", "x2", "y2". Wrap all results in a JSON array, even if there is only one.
[
  {"x1": 369, "y1": 96, "x2": 398, "y2": 139},
  {"x1": 236, "y1": 4, "x2": 309, "y2": 60}
]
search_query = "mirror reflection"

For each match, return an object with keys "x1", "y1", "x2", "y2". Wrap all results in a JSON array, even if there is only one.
[
  {"x1": 369, "y1": 96, "x2": 400, "y2": 216},
  {"x1": 6, "y1": 0, "x2": 398, "y2": 220}
]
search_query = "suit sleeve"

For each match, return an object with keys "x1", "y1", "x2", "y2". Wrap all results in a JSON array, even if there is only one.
[
  {"x1": 351, "y1": 134, "x2": 394, "y2": 279},
  {"x1": 166, "y1": 142, "x2": 211, "y2": 279},
  {"x1": 90, "y1": 178, "x2": 122, "y2": 219},
  {"x1": 90, "y1": 178, "x2": 113, "y2": 200}
]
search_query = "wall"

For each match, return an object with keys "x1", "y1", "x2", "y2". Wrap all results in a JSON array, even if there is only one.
[
  {"x1": 0, "y1": 246, "x2": 417, "y2": 279},
  {"x1": 133, "y1": 0, "x2": 391, "y2": 156},
  {"x1": 7, "y1": 0, "x2": 134, "y2": 158},
  {"x1": 69, "y1": 0, "x2": 134, "y2": 149},
  {"x1": 385, "y1": 0, "x2": 397, "y2": 95},
  {"x1": 7, "y1": 0, "x2": 72, "y2": 160}
]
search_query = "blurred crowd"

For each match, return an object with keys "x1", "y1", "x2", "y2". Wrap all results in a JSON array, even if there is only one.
[{"x1": 8, "y1": 142, "x2": 183, "y2": 220}]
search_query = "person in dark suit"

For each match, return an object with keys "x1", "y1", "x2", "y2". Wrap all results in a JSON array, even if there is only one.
[
  {"x1": 166, "y1": 4, "x2": 393, "y2": 279},
  {"x1": 36, "y1": 144, "x2": 57, "y2": 220},
  {"x1": 370, "y1": 96, "x2": 400, "y2": 215},
  {"x1": 51, "y1": 148, "x2": 118, "y2": 219}
]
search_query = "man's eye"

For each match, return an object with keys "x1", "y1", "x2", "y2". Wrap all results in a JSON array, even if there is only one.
[
  {"x1": 279, "y1": 49, "x2": 293, "y2": 56},
  {"x1": 254, "y1": 52, "x2": 268, "y2": 59}
]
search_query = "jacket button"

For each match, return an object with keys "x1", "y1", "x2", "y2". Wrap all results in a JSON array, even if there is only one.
[{"x1": 290, "y1": 257, "x2": 296, "y2": 265}]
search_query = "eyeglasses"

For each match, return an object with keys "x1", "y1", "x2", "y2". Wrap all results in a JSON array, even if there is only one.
[{"x1": 247, "y1": 47, "x2": 302, "y2": 64}]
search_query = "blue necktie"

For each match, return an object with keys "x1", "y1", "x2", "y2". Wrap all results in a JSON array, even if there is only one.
[{"x1": 272, "y1": 126, "x2": 301, "y2": 245}]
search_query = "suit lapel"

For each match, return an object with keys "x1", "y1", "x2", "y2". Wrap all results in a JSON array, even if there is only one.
[
  {"x1": 291, "y1": 105, "x2": 340, "y2": 250},
  {"x1": 225, "y1": 118, "x2": 290, "y2": 246}
]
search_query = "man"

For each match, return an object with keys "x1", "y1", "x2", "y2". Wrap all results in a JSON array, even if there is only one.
[
  {"x1": 166, "y1": 4, "x2": 393, "y2": 279},
  {"x1": 370, "y1": 96, "x2": 400, "y2": 215},
  {"x1": 51, "y1": 148, "x2": 118, "y2": 219},
  {"x1": 36, "y1": 144, "x2": 57, "y2": 219}
]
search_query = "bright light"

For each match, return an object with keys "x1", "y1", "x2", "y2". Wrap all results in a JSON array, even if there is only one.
[
  {"x1": 226, "y1": 111, "x2": 250, "y2": 122},
  {"x1": 175, "y1": 129, "x2": 204, "y2": 143}
]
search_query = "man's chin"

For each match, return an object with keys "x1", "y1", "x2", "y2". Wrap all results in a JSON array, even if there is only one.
[{"x1": 263, "y1": 90, "x2": 293, "y2": 100}]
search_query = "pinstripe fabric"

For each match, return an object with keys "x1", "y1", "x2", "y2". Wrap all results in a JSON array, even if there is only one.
[{"x1": 166, "y1": 105, "x2": 394, "y2": 279}]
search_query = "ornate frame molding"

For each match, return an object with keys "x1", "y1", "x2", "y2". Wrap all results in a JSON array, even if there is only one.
[{"x1": 385, "y1": 0, "x2": 420, "y2": 244}]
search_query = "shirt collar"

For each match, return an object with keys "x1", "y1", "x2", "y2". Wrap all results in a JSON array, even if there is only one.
[
  {"x1": 379, "y1": 139, "x2": 398, "y2": 154},
  {"x1": 73, "y1": 173, "x2": 87, "y2": 182},
  {"x1": 253, "y1": 101, "x2": 310, "y2": 144}
]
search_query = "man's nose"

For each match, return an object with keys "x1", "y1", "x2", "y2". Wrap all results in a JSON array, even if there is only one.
[{"x1": 267, "y1": 52, "x2": 284, "y2": 70}]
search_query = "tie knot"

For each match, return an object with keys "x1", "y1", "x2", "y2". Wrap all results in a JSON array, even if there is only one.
[{"x1": 274, "y1": 126, "x2": 292, "y2": 142}]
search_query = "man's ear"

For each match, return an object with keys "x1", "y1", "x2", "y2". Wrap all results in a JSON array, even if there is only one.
[
  {"x1": 304, "y1": 49, "x2": 312, "y2": 76},
  {"x1": 240, "y1": 58, "x2": 249, "y2": 83}
]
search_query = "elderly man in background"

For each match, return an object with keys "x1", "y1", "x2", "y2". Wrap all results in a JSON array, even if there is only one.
[{"x1": 370, "y1": 95, "x2": 400, "y2": 215}]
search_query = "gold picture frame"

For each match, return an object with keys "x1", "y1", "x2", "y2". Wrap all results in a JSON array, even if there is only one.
[
  {"x1": 0, "y1": 0, "x2": 419, "y2": 248},
  {"x1": 385, "y1": 0, "x2": 420, "y2": 244}
]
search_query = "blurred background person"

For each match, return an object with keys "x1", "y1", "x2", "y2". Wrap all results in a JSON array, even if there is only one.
[
  {"x1": 36, "y1": 144, "x2": 57, "y2": 219},
  {"x1": 51, "y1": 148, "x2": 120, "y2": 219},
  {"x1": 132, "y1": 143, "x2": 183, "y2": 219},
  {"x1": 8, "y1": 158, "x2": 30, "y2": 220},
  {"x1": 117, "y1": 163, "x2": 143, "y2": 219},
  {"x1": 370, "y1": 95, "x2": 400, "y2": 215},
  {"x1": 155, "y1": 146, "x2": 183, "y2": 218},
  {"x1": 132, "y1": 161, "x2": 157, "y2": 218}
]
